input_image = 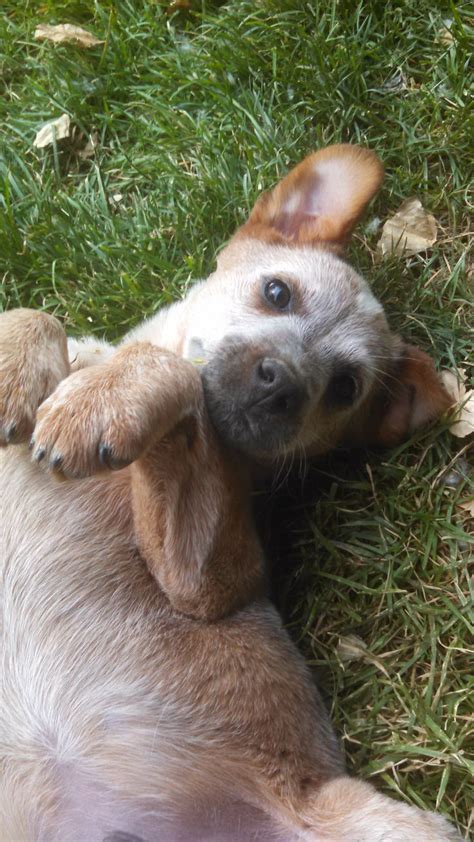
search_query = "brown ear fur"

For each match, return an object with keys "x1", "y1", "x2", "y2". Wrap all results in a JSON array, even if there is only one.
[
  {"x1": 237, "y1": 144, "x2": 384, "y2": 247},
  {"x1": 374, "y1": 344, "x2": 452, "y2": 447}
]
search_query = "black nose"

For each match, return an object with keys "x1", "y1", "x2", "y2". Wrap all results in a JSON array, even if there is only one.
[{"x1": 248, "y1": 358, "x2": 306, "y2": 416}]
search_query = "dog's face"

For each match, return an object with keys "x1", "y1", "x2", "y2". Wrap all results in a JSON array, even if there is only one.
[
  {"x1": 185, "y1": 242, "x2": 393, "y2": 459},
  {"x1": 181, "y1": 145, "x2": 450, "y2": 461}
]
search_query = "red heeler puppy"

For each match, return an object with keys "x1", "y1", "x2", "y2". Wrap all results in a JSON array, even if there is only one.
[{"x1": 0, "y1": 145, "x2": 456, "y2": 841}]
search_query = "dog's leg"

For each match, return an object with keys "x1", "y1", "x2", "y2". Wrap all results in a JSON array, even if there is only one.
[
  {"x1": 0, "y1": 308, "x2": 122, "y2": 450},
  {"x1": 130, "y1": 397, "x2": 265, "y2": 619},
  {"x1": 0, "y1": 308, "x2": 70, "y2": 446},
  {"x1": 30, "y1": 339, "x2": 263, "y2": 616},
  {"x1": 252, "y1": 774, "x2": 460, "y2": 841}
]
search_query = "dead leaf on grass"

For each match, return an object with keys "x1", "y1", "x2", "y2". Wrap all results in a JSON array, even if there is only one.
[
  {"x1": 33, "y1": 113, "x2": 71, "y2": 148},
  {"x1": 337, "y1": 635, "x2": 389, "y2": 676},
  {"x1": 436, "y1": 19, "x2": 454, "y2": 46},
  {"x1": 441, "y1": 369, "x2": 474, "y2": 439},
  {"x1": 377, "y1": 198, "x2": 437, "y2": 257},
  {"x1": 78, "y1": 131, "x2": 99, "y2": 159},
  {"x1": 458, "y1": 498, "x2": 474, "y2": 518},
  {"x1": 381, "y1": 70, "x2": 408, "y2": 92},
  {"x1": 34, "y1": 24, "x2": 104, "y2": 48}
]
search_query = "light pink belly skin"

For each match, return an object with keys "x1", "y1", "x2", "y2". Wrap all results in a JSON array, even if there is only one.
[{"x1": 50, "y1": 769, "x2": 295, "y2": 842}]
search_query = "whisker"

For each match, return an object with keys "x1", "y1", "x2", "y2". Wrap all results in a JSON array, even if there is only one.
[
  {"x1": 296, "y1": 436, "x2": 309, "y2": 483},
  {"x1": 371, "y1": 353, "x2": 427, "y2": 364},
  {"x1": 270, "y1": 448, "x2": 290, "y2": 495}
]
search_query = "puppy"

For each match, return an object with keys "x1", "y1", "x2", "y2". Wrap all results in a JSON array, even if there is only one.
[{"x1": 0, "y1": 145, "x2": 456, "y2": 840}]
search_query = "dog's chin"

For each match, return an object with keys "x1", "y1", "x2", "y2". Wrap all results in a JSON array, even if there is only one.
[
  {"x1": 202, "y1": 387, "x2": 298, "y2": 462},
  {"x1": 200, "y1": 350, "x2": 303, "y2": 461}
]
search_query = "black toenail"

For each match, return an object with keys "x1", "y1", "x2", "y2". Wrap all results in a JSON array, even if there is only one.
[
  {"x1": 99, "y1": 443, "x2": 111, "y2": 466},
  {"x1": 34, "y1": 447, "x2": 46, "y2": 462},
  {"x1": 99, "y1": 443, "x2": 129, "y2": 470},
  {"x1": 51, "y1": 454, "x2": 63, "y2": 469},
  {"x1": 6, "y1": 423, "x2": 17, "y2": 441}
]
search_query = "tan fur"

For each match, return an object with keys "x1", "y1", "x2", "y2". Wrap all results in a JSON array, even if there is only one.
[
  {"x1": 0, "y1": 146, "x2": 458, "y2": 841},
  {"x1": 374, "y1": 344, "x2": 453, "y2": 446}
]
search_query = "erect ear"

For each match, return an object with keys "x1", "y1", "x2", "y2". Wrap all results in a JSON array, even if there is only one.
[
  {"x1": 239, "y1": 144, "x2": 384, "y2": 247},
  {"x1": 373, "y1": 344, "x2": 453, "y2": 447}
]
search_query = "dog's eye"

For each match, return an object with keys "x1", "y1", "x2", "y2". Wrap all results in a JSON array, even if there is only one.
[
  {"x1": 327, "y1": 371, "x2": 359, "y2": 407},
  {"x1": 263, "y1": 278, "x2": 291, "y2": 310}
]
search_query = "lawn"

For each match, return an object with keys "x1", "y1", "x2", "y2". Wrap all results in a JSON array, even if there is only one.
[{"x1": 1, "y1": 0, "x2": 472, "y2": 835}]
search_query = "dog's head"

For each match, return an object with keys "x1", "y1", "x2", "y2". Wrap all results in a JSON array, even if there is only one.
[{"x1": 182, "y1": 145, "x2": 450, "y2": 461}]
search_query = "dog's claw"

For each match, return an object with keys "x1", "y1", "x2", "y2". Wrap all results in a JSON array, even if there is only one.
[
  {"x1": 50, "y1": 454, "x2": 63, "y2": 470},
  {"x1": 0, "y1": 422, "x2": 16, "y2": 444},
  {"x1": 33, "y1": 446, "x2": 46, "y2": 463},
  {"x1": 6, "y1": 423, "x2": 17, "y2": 442},
  {"x1": 99, "y1": 442, "x2": 129, "y2": 471},
  {"x1": 99, "y1": 443, "x2": 111, "y2": 466}
]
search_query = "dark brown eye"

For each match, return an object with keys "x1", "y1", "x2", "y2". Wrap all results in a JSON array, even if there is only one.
[
  {"x1": 263, "y1": 278, "x2": 291, "y2": 310},
  {"x1": 327, "y1": 371, "x2": 359, "y2": 407}
]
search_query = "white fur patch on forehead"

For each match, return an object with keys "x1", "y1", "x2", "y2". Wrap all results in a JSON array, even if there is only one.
[
  {"x1": 247, "y1": 243, "x2": 366, "y2": 305},
  {"x1": 185, "y1": 239, "x2": 385, "y2": 364}
]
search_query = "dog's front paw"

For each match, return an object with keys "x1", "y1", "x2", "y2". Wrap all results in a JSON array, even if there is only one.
[
  {"x1": 31, "y1": 343, "x2": 200, "y2": 478},
  {"x1": 0, "y1": 309, "x2": 69, "y2": 446},
  {"x1": 31, "y1": 367, "x2": 148, "y2": 478}
]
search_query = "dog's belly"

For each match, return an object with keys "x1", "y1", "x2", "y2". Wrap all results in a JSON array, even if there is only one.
[
  {"x1": 51, "y1": 770, "x2": 294, "y2": 841},
  {"x1": 1, "y1": 449, "x2": 309, "y2": 840}
]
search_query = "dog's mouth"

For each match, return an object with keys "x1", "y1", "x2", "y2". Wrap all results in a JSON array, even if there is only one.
[{"x1": 200, "y1": 341, "x2": 307, "y2": 460}]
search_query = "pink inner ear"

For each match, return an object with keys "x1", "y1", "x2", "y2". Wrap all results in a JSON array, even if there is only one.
[
  {"x1": 272, "y1": 157, "x2": 362, "y2": 241},
  {"x1": 248, "y1": 145, "x2": 384, "y2": 245},
  {"x1": 275, "y1": 173, "x2": 322, "y2": 238}
]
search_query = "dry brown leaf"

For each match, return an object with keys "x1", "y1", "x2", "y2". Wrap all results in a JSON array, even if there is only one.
[
  {"x1": 458, "y1": 499, "x2": 474, "y2": 517},
  {"x1": 33, "y1": 114, "x2": 71, "y2": 149},
  {"x1": 441, "y1": 370, "x2": 463, "y2": 405},
  {"x1": 34, "y1": 24, "x2": 104, "y2": 48},
  {"x1": 377, "y1": 198, "x2": 437, "y2": 257},
  {"x1": 437, "y1": 26, "x2": 454, "y2": 45},
  {"x1": 337, "y1": 635, "x2": 389, "y2": 676},
  {"x1": 78, "y1": 131, "x2": 99, "y2": 159},
  {"x1": 441, "y1": 369, "x2": 474, "y2": 438},
  {"x1": 436, "y1": 19, "x2": 454, "y2": 46}
]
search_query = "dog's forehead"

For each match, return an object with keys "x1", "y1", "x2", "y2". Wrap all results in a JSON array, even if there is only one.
[
  {"x1": 184, "y1": 241, "x2": 387, "y2": 362},
  {"x1": 214, "y1": 240, "x2": 383, "y2": 322}
]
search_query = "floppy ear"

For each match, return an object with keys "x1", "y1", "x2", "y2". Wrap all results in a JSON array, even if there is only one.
[
  {"x1": 373, "y1": 344, "x2": 452, "y2": 447},
  {"x1": 240, "y1": 144, "x2": 384, "y2": 247}
]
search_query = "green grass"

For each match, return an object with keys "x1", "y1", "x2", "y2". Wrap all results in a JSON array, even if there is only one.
[{"x1": 1, "y1": 0, "x2": 472, "y2": 835}]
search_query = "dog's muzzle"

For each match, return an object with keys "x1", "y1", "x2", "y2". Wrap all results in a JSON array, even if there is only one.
[{"x1": 201, "y1": 340, "x2": 308, "y2": 459}]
